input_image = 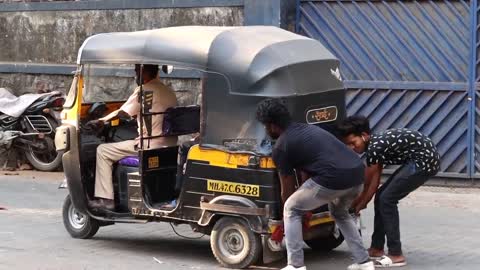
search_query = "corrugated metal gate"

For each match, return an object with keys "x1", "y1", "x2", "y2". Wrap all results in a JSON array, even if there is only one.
[{"x1": 296, "y1": 0, "x2": 478, "y2": 179}]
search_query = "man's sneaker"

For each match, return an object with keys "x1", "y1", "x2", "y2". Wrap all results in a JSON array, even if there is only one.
[
  {"x1": 347, "y1": 261, "x2": 374, "y2": 270},
  {"x1": 281, "y1": 265, "x2": 307, "y2": 270}
]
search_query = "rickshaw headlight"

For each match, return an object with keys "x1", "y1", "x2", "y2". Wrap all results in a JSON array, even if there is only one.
[{"x1": 54, "y1": 126, "x2": 70, "y2": 152}]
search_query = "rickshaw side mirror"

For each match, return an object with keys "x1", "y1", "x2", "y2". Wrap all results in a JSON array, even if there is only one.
[{"x1": 161, "y1": 65, "x2": 174, "y2": 75}]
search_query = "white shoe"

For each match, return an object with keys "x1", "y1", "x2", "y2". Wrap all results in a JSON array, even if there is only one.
[
  {"x1": 281, "y1": 265, "x2": 307, "y2": 270},
  {"x1": 347, "y1": 261, "x2": 374, "y2": 270}
]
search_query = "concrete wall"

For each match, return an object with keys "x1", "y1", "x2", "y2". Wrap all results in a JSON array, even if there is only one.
[
  {"x1": 0, "y1": 0, "x2": 294, "y2": 169},
  {"x1": 0, "y1": 8, "x2": 243, "y2": 64},
  {"x1": 0, "y1": 0, "x2": 298, "y2": 98},
  {"x1": 0, "y1": 1, "x2": 245, "y2": 168},
  {"x1": 0, "y1": 5, "x2": 243, "y2": 99},
  {"x1": 0, "y1": 73, "x2": 72, "y2": 95}
]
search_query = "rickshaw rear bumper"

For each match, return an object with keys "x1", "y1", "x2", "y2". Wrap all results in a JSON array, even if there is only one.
[{"x1": 262, "y1": 212, "x2": 337, "y2": 264}]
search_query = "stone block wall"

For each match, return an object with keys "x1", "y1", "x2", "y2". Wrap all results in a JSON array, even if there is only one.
[
  {"x1": 0, "y1": 1, "x2": 244, "y2": 169},
  {"x1": 0, "y1": 0, "x2": 295, "y2": 169},
  {"x1": 0, "y1": 3, "x2": 243, "y2": 100}
]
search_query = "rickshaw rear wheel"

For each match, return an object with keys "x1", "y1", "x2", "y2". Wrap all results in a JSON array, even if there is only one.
[
  {"x1": 62, "y1": 194, "x2": 100, "y2": 239},
  {"x1": 210, "y1": 217, "x2": 262, "y2": 269}
]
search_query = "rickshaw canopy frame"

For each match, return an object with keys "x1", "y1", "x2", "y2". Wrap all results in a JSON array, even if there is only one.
[{"x1": 77, "y1": 26, "x2": 343, "y2": 97}]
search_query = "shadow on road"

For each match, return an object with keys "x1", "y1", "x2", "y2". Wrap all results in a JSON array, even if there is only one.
[
  {"x1": 92, "y1": 235, "x2": 215, "y2": 264},
  {"x1": 92, "y1": 234, "x2": 353, "y2": 269}
]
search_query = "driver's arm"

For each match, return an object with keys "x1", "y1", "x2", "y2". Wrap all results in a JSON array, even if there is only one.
[
  {"x1": 99, "y1": 87, "x2": 140, "y2": 122},
  {"x1": 99, "y1": 109, "x2": 130, "y2": 122}
]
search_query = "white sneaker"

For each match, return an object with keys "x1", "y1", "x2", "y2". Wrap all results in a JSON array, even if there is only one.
[
  {"x1": 281, "y1": 265, "x2": 307, "y2": 270},
  {"x1": 347, "y1": 261, "x2": 374, "y2": 270}
]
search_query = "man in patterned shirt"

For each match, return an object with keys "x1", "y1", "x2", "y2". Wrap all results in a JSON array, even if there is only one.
[{"x1": 337, "y1": 116, "x2": 440, "y2": 268}]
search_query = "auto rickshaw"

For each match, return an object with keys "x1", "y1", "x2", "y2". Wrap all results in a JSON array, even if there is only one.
[{"x1": 55, "y1": 26, "x2": 349, "y2": 269}]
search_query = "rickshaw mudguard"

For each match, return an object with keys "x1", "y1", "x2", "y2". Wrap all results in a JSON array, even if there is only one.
[
  {"x1": 198, "y1": 195, "x2": 268, "y2": 234},
  {"x1": 62, "y1": 125, "x2": 89, "y2": 214},
  {"x1": 261, "y1": 235, "x2": 285, "y2": 264}
]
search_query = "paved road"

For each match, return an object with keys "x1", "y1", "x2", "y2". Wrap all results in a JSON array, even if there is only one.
[{"x1": 1, "y1": 172, "x2": 480, "y2": 270}]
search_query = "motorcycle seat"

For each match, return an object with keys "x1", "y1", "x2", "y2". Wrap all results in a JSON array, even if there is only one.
[
  {"x1": 118, "y1": 156, "x2": 139, "y2": 167},
  {"x1": 0, "y1": 113, "x2": 12, "y2": 120}
]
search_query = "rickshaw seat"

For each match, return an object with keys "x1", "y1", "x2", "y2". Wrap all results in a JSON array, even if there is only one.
[
  {"x1": 162, "y1": 105, "x2": 200, "y2": 136},
  {"x1": 118, "y1": 156, "x2": 139, "y2": 167}
]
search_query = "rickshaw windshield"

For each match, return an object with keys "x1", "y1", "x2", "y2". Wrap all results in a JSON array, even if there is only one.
[
  {"x1": 77, "y1": 62, "x2": 271, "y2": 155},
  {"x1": 82, "y1": 64, "x2": 135, "y2": 104}
]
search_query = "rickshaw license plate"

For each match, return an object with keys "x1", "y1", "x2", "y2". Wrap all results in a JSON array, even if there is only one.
[{"x1": 207, "y1": 179, "x2": 260, "y2": 197}]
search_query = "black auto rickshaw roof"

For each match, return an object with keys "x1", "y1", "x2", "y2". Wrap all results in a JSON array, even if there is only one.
[{"x1": 77, "y1": 26, "x2": 343, "y2": 97}]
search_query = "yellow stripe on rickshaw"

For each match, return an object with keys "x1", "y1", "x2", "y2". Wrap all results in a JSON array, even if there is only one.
[{"x1": 187, "y1": 145, "x2": 276, "y2": 169}]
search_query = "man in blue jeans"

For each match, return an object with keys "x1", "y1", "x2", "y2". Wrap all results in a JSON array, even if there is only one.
[
  {"x1": 256, "y1": 99, "x2": 373, "y2": 270},
  {"x1": 337, "y1": 116, "x2": 440, "y2": 268}
]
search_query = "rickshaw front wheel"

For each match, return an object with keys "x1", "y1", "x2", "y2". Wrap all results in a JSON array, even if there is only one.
[
  {"x1": 210, "y1": 217, "x2": 262, "y2": 269},
  {"x1": 62, "y1": 194, "x2": 100, "y2": 239}
]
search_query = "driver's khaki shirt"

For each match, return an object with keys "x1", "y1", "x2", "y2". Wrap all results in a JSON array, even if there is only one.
[{"x1": 120, "y1": 78, "x2": 178, "y2": 149}]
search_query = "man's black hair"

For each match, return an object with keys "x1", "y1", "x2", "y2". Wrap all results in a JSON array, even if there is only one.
[
  {"x1": 336, "y1": 115, "x2": 371, "y2": 137},
  {"x1": 135, "y1": 64, "x2": 159, "y2": 78},
  {"x1": 256, "y1": 98, "x2": 291, "y2": 129}
]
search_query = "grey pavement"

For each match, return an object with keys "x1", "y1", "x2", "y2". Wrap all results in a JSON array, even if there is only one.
[{"x1": 1, "y1": 172, "x2": 480, "y2": 270}]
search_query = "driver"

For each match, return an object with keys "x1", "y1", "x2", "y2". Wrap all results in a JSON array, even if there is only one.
[{"x1": 88, "y1": 64, "x2": 178, "y2": 210}]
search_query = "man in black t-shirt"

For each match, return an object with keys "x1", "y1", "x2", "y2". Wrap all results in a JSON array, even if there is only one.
[
  {"x1": 338, "y1": 116, "x2": 440, "y2": 268},
  {"x1": 256, "y1": 99, "x2": 373, "y2": 270}
]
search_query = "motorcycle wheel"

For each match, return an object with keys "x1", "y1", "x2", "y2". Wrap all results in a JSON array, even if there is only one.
[
  {"x1": 24, "y1": 115, "x2": 63, "y2": 171},
  {"x1": 25, "y1": 135, "x2": 63, "y2": 171}
]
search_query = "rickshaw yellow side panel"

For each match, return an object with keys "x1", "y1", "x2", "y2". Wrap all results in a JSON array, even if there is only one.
[
  {"x1": 267, "y1": 216, "x2": 335, "y2": 233},
  {"x1": 61, "y1": 75, "x2": 83, "y2": 125},
  {"x1": 187, "y1": 145, "x2": 276, "y2": 169}
]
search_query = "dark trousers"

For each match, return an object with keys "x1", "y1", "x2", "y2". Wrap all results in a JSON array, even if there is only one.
[{"x1": 370, "y1": 161, "x2": 435, "y2": 255}]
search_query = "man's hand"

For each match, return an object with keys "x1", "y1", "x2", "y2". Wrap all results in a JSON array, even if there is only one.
[
  {"x1": 85, "y1": 119, "x2": 105, "y2": 134},
  {"x1": 351, "y1": 194, "x2": 363, "y2": 209},
  {"x1": 351, "y1": 193, "x2": 369, "y2": 215},
  {"x1": 350, "y1": 164, "x2": 383, "y2": 215},
  {"x1": 353, "y1": 199, "x2": 368, "y2": 215},
  {"x1": 86, "y1": 119, "x2": 105, "y2": 129}
]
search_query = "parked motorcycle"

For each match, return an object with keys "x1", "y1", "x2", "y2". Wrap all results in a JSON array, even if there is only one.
[{"x1": 0, "y1": 88, "x2": 65, "y2": 171}]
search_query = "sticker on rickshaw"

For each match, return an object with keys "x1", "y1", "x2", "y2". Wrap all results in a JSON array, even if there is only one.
[
  {"x1": 148, "y1": 156, "x2": 159, "y2": 168},
  {"x1": 306, "y1": 106, "x2": 338, "y2": 124},
  {"x1": 207, "y1": 179, "x2": 260, "y2": 197}
]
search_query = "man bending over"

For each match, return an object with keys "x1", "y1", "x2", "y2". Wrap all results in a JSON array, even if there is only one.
[
  {"x1": 256, "y1": 99, "x2": 373, "y2": 270},
  {"x1": 337, "y1": 116, "x2": 440, "y2": 267}
]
